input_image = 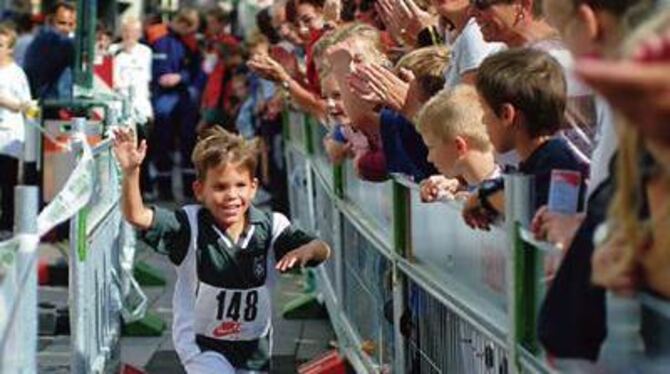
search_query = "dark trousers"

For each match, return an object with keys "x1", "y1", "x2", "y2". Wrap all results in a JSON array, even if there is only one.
[
  {"x1": 150, "y1": 90, "x2": 199, "y2": 198},
  {"x1": 0, "y1": 155, "x2": 18, "y2": 231}
]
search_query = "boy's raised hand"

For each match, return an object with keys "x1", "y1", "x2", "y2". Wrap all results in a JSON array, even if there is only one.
[{"x1": 112, "y1": 128, "x2": 147, "y2": 173}]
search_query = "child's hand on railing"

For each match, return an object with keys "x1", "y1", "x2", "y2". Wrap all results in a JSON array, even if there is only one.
[
  {"x1": 112, "y1": 128, "x2": 147, "y2": 174},
  {"x1": 462, "y1": 193, "x2": 496, "y2": 231},
  {"x1": 419, "y1": 175, "x2": 460, "y2": 203}
]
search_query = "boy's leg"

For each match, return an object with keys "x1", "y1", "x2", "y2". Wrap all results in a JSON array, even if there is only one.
[
  {"x1": 0, "y1": 155, "x2": 18, "y2": 232},
  {"x1": 184, "y1": 351, "x2": 235, "y2": 374}
]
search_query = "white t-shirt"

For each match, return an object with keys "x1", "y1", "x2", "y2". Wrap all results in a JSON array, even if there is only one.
[
  {"x1": 443, "y1": 18, "x2": 506, "y2": 89},
  {"x1": 110, "y1": 43, "x2": 153, "y2": 123},
  {"x1": 0, "y1": 62, "x2": 31, "y2": 159}
]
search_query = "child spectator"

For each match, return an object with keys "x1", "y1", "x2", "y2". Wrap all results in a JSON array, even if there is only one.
[
  {"x1": 320, "y1": 72, "x2": 355, "y2": 165},
  {"x1": 111, "y1": 16, "x2": 154, "y2": 196},
  {"x1": 0, "y1": 24, "x2": 32, "y2": 237},
  {"x1": 112, "y1": 126, "x2": 330, "y2": 372},
  {"x1": 462, "y1": 48, "x2": 589, "y2": 230},
  {"x1": 416, "y1": 85, "x2": 499, "y2": 200}
]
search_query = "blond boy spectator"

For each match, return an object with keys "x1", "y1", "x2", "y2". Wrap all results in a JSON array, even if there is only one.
[{"x1": 416, "y1": 85, "x2": 499, "y2": 202}]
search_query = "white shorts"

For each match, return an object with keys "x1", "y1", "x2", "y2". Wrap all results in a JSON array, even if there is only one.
[{"x1": 184, "y1": 351, "x2": 268, "y2": 374}]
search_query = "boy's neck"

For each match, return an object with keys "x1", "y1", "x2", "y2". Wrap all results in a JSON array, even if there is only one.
[
  {"x1": 462, "y1": 150, "x2": 497, "y2": 185},
  {"x1": 223, "y1": 216, "x2": 248, "y2": 243},
  {"x1": 0, "y1": 57, "x2": 12, "y2": 67},
  {"x1": 516, "y1": 135, "x2": 552, "y2": 162}
]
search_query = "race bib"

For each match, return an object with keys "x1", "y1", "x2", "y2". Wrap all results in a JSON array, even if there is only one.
[{"x1": 194, "y1": 283, "x2": 272, "y2": 341}]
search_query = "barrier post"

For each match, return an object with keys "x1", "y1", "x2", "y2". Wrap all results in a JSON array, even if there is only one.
[
  {"x1": 69, "y1": 117, "x2": 89, "y2": 373},
  {"x1": 504, "y1": 174, "x2": 534, "y2": 373},
  {"x1": 10, "y1": 186, "x2": 39, "y2": 373},
  {"x1": 392, "y1": 181, "x2": 409, "y2": 373}
]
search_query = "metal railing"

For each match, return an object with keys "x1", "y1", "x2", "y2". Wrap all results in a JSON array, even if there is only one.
[
  {"x1": 285, "y1": 106, "x2": 670, "y2": 373},
  {"x1": 283, "y1": 110, "x2": 619, "y2": 373},
  {"x1": 0, "y1": 116, "x2": 138, "y2": 373},
  {"x1": 68, "y1": 132, "x2": 124, "y2": 373}
]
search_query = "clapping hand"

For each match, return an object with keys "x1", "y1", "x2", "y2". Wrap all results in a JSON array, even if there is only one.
[
  {"x1": 375, "y1": 0, "x2": 436, "y2": 46},
  {"x1": 248, "y1": 53, "x2": 290, "y2": 83},
  {"x1": 349, "y1": 63, "x2": 412, "y2": 112}
]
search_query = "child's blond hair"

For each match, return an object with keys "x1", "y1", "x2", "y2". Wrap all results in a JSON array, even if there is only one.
[
  {"x1": 416, "y1": 85, "x2": 492, "y2": 152},
  {"x1": 192, "y1": 126, "x2": 260, "y2": 181}
]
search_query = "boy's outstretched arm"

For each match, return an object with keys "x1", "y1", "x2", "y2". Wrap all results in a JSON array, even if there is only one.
[
  {"x1": 276, "y1": 240, "x2": 331, "y2": 273},
  {"x1": 112, "y1": 128, "x2": 154, "y2": 230}
]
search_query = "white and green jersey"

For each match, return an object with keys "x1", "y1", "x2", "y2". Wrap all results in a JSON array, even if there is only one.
[{"x1": 140, "y1": 204, "x2": 316, "y2": 371}]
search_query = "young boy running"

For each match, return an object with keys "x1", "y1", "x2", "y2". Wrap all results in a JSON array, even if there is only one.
[{"x1": 113, "y1": 126, "x2": 330, "y2": 373}]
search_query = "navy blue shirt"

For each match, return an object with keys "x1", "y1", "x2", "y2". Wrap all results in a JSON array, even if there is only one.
[
  {"x1": 518, "y1": 137, "x2": 590, "y2": 210},
  {"x1": 379, "y1": 109, "x2": 438, "y2": 182},
  {"x1": 23, "y1": 27, "x2": 75, "y2": 100}
]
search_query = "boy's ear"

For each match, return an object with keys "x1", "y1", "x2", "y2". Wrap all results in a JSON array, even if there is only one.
[
  {"x1": 454, "y1": 136, "x2": 469, "y2": 156},
  {"x1": 250, "y1": 177, "x2": 259, "y2": 197},
  {"x1": 499, "y1": 103, "x2": 516, "y2": 128},
  {"x1": 577, "y1": 4, "x2": 599, "y2": 42},
  {"x1": 192, "y1": 180, "x2": 204, "y2": 203}
]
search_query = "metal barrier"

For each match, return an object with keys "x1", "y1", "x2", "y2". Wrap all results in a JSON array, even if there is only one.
[
  {"x1": 68, "y1": 132, "x2": 124, "y2": 373},
  {"x1": 0, "y1": 117, "x2": 132, "y2": 373},
  {"x1": 284, "y1": 109, "x2": 670, "y2": 373},
  {"x1": 283, "y1": 110, "x2": 554, "y2": 374}
]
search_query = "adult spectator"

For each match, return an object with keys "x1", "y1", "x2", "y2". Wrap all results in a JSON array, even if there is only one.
[
  {"x1": 23, "y1": 1, "x2": 76, "y2": 100},
  {"x1": 150, "y1": 8, "x2": 204, "y2": 200},
  {"x1": 471, "y1": 0, "x2": 597, "y2": 160}
]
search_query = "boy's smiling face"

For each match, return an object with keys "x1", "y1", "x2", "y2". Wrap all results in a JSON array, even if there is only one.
[{"x1": 193, "y1": 163, "x2": 258, "y2": 230}]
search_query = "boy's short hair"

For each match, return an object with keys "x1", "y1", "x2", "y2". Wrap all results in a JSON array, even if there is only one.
[
  {"x1": 192, "y1": 126, "x2": 259, "y2": 181},
  {"x1": 0, "y1": 23, "x2": 17, "y2": 49},
  {"x1": 476, "y1": 48, "x2": 566, "y2": 138},
  {"x1": 396, "y1": 46, "x2": 450, "y2": 98},
  {"x1": 416, "y1": 85, "x2": 492, "y2": 152}
]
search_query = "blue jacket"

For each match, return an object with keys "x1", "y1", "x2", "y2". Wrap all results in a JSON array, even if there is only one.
[
  {"x1": 151, "y1": 29, "x2": 206, "y2": 96},
  {"x1": 23, "y1": 27, "x2": 75, "y2": 100},
  {"x1": 379, "y1": 109, "x2": 437, "y2": 182}
]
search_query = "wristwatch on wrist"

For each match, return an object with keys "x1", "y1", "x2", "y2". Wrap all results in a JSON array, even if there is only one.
[{"x1": 477, "y1": 178, "x2": 504, "y2": 215}]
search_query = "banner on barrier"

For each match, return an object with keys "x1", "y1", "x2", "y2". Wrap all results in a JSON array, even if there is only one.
[{"x1": 37, "y1": 133, "x2": 94, "y2": 237}]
